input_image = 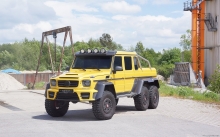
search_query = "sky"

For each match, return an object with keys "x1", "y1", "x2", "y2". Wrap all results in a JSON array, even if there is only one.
[{"x1": 0, "y1": 0, "x2": 191, "y2": 51}]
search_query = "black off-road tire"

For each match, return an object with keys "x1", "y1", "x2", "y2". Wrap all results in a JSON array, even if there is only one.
[
  {"x1": 148, "y1": 85, "x2": 159, "y2": 109},
  {"x1": 116, "y1": 98, "x2": 119, "y2": 105},
  {"x1": 92, "y1": 91, "x2": 116, "y2": 120},
  {"x1": 133, "y1": 86, "x2": 149, "y2": 111},
  {"x1": 45, "y1": 99, "x2": 69, "y2": 117}
]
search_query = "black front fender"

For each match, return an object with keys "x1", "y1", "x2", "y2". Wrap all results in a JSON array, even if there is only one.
[
  {"x1": 94, "y1": 81, "x2": 114, "y2": 100},
  {"x1": 45, "y1": 83, "x2": 50, "y2": 97}
]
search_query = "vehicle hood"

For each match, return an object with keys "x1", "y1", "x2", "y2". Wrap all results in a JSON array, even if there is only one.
[{"x1": 57, "y1": 70, "x2": 111, "y2": 80}]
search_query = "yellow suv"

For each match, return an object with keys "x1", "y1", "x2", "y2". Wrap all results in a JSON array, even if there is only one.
[{"x1": 45, "y1": 49, "x2": 160, "y2": 120}]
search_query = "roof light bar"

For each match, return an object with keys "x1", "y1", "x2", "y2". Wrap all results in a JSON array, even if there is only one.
[
  {"x1": 100, "y1": 48, "x2": 106, "y2": 53},
  {"x1": 93, "y1": 48, "x2": 99, "y2": 53},
  {"x1": 87, "y1": 48, "x2": 92, "y2": 53},
  {"x1": 80, "y1": 49, "x2": 85, "y2": 53}
]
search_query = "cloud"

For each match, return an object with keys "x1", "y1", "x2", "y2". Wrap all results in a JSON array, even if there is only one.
[
  {"x1": 101, "y1": 1, "x2": 141, "y2": 14},
  {"x1": 0, "y1": 0, "x2": 191, "y2": 52},
  {"x1": 132, "y1": 0, "x2": 148, "y2": 4},
  {"x1": 0, "y1": 0, "x2": 56, "y2": 29},
  {"x1": 152, "y1": 0, "x2": 177, "y2": 5},
  {"x1": 109, "y1": 12, "x2": 191, "y2": 51},
  {"x1": 45, "y1": 1, "x2": 98, "y2": 17},
  {"x1": 13, "y1": 22, "x2": 52, "y2": 34}
]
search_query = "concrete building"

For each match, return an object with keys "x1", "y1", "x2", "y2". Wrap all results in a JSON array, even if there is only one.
[{"x1": 204, "y1": 0, "x2": 220, "y2": 85}]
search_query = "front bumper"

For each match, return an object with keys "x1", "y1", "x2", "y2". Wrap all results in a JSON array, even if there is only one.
[{"x1": 46, "y1": 88, "x2": 97, "y2": 102}]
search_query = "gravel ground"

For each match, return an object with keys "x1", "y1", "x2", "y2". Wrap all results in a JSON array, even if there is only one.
[
  {"x1": 0, "y1": 73, "x2": 25, "y2": 90},
  {"x1": 0, "y1": 90, "x2": 220, "y2": 137},
  {"x1": 157, "y1": 97, "x2": 220, "y2": 127}
]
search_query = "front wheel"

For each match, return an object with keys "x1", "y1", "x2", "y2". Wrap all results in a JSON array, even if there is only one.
[
  {"x1": 92, "y1": 91, "x2": 116, "y2": 120},
  {"x1": 133, "y1": 86, "x2": 149, "y2": 111},
  {"x1": 45, "y1": 99, "x2": 69, "y2": 117}
]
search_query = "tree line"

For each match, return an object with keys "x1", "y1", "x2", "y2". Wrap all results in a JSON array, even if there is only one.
[{"x1": 0, "y1": 30, "x2": 191, "y2": 79}]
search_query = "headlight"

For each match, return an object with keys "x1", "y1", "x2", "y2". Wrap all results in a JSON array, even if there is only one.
[
  {"x1": 50, "y1": 79, "x2": 56, "y2": 86},
  {"x1": 82, "y1": 80, "x2": 91, "y2": 87}
]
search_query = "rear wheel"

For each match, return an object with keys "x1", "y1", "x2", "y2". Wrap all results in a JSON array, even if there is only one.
[
  {"x1": 148, "y1": 86, "x2": 159, "y2": 109},
  {"x1": 92, "y1": 91, "x2": 116, "y2": 120},
  {"x1": 133, "y1": 86, "x2": 149, "y2": 111},
  {"x1": 45, "y1": 99, "x2": 69, "y2": 117}
]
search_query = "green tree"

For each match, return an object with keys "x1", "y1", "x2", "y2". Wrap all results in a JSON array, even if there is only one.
[
  {"x1": 179, "y1": 29, "x2": 191, "y2": 62},
  {"x1": 157, "y1": 48, "x2": 181, "y2": 79},
  {"x1": 208, "y1": 65, "x2": 220, "y2": 94},
  {"x1": 100, "y1": 33, "x2": 116, "y2": 50},
  {"x1": 135, "y1": 41, "x2": 145, "y2": 56}
]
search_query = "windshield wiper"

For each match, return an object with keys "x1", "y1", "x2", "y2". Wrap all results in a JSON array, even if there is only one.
[
  {"x1": 86, "y1": 67, "x2": 100, "y2": 71},
  {"x1": 72, "y1": 67, "x2": 86, "y2": 71}
]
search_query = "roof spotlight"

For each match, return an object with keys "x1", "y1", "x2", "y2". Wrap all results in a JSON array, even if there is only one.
[
  {"x1": 80, "y1": 49, "x2": 85, "y2": 53},
  {"x1": 93, "y1": 48, "x2": 99, "y2": 53},
  {"x1": 87, "y1": 48, "x2": 92, "y2": 53},
  {"x1": 100, "y1": 48, "x2": 106, "y2": 53}
]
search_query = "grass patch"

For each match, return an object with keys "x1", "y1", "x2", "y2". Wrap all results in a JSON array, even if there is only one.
[
  {"x1": 26, "y1": 81, "x2": 46, "y2": 89},
  {"x1": 159, "y1": 81, "x2": 220, "y2": 103}
]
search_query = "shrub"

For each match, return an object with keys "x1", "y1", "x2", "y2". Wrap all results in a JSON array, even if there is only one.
[
  {"x1": 178, "y1": 87, "x2": 188, "y2": 97},
  {"x1": 208, "y1": 65, "x2": 220, "y2": 94},
  {"x1": 203, "y1": 92, "x2": 219, "y2": 101},
  {"x1": 156, "y1": 64, "x2": 174, "y2": 80}
]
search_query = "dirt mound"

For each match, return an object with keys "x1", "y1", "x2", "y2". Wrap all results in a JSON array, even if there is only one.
[{"x1": 0, "y1": 72, "x2": 25, "y2": 90}]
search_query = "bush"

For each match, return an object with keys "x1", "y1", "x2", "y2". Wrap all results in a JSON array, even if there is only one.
[
  {"x1": 203, "y1": 92, "x2": 219, "y2": 101},
  {"x1": 156, "y1": 64, "x2": 174, "y2": 79},
  {"x1": 177, "y1": 87, "x2": 194, "y2": 97},
  {"x1": 208, "y1": 65, "x2": 220, "y2": 94}
]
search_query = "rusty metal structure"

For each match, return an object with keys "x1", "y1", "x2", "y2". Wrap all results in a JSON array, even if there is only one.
[
  {"x1": 170, "y1": 62, "x2": 205, "y2": 88},
  {"x1": 32, "y1": 26, "x2": 74, "y2": 88}
]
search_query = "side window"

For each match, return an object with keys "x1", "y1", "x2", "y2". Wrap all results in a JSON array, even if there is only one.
[
  {"x1": 114, "y1": 56, "x2": 122, "y2": 68},
  {"x1": 133, "y1": 57, "x2": 139, "y2": 70},
  {"x1": 124, "y1": 56, "x2": 132, "y2": 70}
]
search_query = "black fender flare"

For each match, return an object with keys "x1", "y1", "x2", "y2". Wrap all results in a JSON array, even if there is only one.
[
  {"x1": 45, "y1": 83, "x2": 50, "y2": 97},
  {"x1": 131, "y1": 78, "x2": 159, "y2": 94},
  {"x1": 94, "y1": 81, "x2": 115, "y2": 100}
]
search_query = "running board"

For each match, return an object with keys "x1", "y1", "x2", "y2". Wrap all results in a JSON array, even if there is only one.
[{"x1": 116, "y1": 92, "x2": 137, "y2": 98}]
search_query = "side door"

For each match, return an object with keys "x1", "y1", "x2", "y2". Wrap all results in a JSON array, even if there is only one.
[
  {"x1": 124, "y1": 56, "x2": 135, "y2": 92},
  {"x1": 110, "y1": 56, "x2": 125, "y2": 93}
]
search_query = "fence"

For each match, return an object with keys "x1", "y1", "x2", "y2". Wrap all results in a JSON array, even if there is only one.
[{"x1": 9, "y1": 73, "x2": 54, "y2": 86}]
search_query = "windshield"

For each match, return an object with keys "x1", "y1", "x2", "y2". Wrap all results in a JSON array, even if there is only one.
[{"x1": 72, "y1": 56, "x2": 112, "y2": 69}]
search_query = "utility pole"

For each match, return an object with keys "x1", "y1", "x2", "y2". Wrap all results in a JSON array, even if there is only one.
[{"x1": 52, "y1": 31, "x2": 57, "y2": 71}]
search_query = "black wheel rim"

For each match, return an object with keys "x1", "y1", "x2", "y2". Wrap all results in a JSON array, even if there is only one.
[
  {"x1": 55, "y1": 101, "x2": 66, "y2": 109},
  {"x1": 153, "y1": 92, "x2": 158, "y2": 104},
  {"x1": 143, "y1": 93, "x2": 148, "y2": 105},
  {"x1": 103, "y1": 98, "x2": 112, "y2": 114}
]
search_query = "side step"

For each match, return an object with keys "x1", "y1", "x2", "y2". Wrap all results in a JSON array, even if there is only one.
[{"x1": 116, "y1": 92, "x2": 137, "y2": 98}]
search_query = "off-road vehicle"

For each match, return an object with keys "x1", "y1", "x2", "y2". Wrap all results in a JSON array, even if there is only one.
[{"x1": 45, "y1": 48, "x2": 160, "y2": 120}]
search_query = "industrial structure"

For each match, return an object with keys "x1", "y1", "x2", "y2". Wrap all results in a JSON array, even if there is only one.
[{"x1": 184, "y1": 0, "x2": 219, "y2": 85}]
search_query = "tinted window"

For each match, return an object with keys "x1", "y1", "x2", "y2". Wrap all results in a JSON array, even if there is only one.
[
  {"x1": 114, "y1": 56, "x2": 122, "y2": 68},
  {"x1": 72, "y1": 56, "x2": 112, "y2": 69},
  {"x1": 124, "y1": 57, "x2": 132, "y2": 70}
]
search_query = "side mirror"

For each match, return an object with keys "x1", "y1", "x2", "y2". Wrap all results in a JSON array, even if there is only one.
[
  {"x1": 65, "y1": 66, "x2": 70, "y2": 71},
  {"x1": 113, "y1": 66, "x2": 123, "y2": 74},
  {"x1": 115, "y1": 66, "x2": 123, "y2": 71}
]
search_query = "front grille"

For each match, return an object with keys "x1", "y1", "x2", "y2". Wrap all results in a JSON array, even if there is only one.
[
  {"x1": 56, "y1": 92, "x2": 79, "y2": 100},
  {"x1": 58, "y1": 80, "x2": 79, "y2": 87}
]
